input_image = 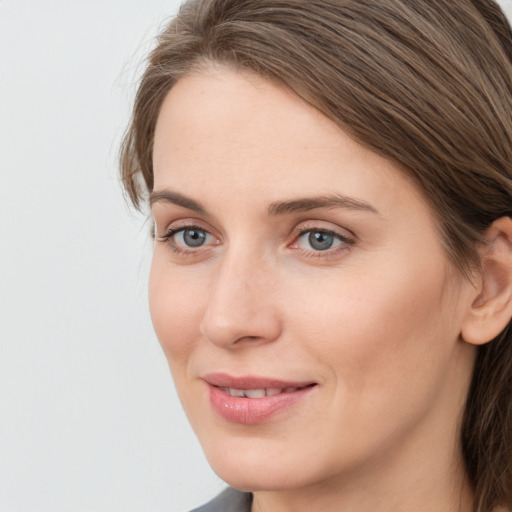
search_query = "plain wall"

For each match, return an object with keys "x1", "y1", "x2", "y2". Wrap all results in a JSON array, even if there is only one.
[
  {"x1": 0, "y1": 2, "x2": 222, "y2": 511},
  {"x1": 1, "y1": 1, "x2": 512, "y2": 511}
]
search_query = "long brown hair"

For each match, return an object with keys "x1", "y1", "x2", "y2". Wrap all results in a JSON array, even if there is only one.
[{"x1": 120, "y1": 1, "x2": 512, "y2": 510}]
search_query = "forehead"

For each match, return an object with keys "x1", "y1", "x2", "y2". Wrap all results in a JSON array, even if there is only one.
[{"x1": 152, "y1": 67, "x2": 427, "y2": 219}]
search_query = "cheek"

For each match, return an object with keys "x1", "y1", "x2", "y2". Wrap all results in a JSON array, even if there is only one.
[
  {"x1": 148, "y1": 256, "x2": 207, "y2": 366},
  {"x1": 289, "y1": 254, "x2": 459, "y2": 396}
]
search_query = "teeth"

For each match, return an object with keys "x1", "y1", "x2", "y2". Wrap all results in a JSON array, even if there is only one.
[
  {"x1": 244, "y1": 389, "x2": 266, "y2": 398},
  {"x1": 219, "y1": 386, "x2": 304, "y2": 397}
]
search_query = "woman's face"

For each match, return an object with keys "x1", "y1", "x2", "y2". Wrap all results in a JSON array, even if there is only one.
[{"x1": 150, "y1": 68, "x2": 477, "y2": 492}]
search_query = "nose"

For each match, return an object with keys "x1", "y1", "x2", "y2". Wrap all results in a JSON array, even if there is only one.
[{"x1": 199, "y1": 251, "x2": 282, "y2": 349}]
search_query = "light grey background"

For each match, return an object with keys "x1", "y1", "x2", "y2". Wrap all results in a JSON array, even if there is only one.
[
  {"x1": 1, "y1": 1, "x2": 512, "y2": 511},
  {"x1": 0, "y1": 1, "x2": 223, "y2": 511}
]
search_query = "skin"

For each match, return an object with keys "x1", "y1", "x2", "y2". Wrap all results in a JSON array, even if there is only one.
[{"x1": 149, "y1": 67, "x2": 490, "y2": 512}]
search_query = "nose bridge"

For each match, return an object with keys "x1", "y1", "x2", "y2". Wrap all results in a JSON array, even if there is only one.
[
  {"x1": 215, "y1": 250, "x2": 255, "y2": 312},
  {"x1": 200, "y1": 243, "x2": 281, "y2": 347}
]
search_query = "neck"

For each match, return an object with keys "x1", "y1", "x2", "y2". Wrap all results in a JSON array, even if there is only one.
[{"x1": 251, "y1": 444, "x2": 473, "y2": 512}]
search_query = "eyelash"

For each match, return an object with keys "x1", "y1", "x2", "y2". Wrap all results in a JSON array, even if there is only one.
[
  {"x1": 156, "y1": 224, "x2": 217, "y2": 255},
  {"x1": 291, "y1": 226, "x2": 354, "y2": 258},
  {"x1": 155, "y1": 223, "x2": 354, "y2": 258}
]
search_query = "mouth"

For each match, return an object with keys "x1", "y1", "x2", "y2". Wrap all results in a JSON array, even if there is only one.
[
  {"x1": 217, "y1": 384, "x2": 314, "y2": 398},
  {"x1": 202, "y1": 373, "x2": 318, "y2": 424}
]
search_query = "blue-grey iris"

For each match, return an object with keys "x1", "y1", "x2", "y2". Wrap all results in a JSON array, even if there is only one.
[
  {"x1": 308, "y1": 231, "x2": 334, "y2": 251},
  {"x1": 184, "y1": 228, "x2": 207, "y2": 247}
]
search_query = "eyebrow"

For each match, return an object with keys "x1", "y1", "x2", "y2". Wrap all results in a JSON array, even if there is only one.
[
  {"x1": 149, "y1": 190, "x2": 207, "y2": 214},
  {"x1": 149, "y1": 189, "x2": 379, "y2": 216},
  {"x1": 268, "y1": 195, "x2": 379, "y2": 216}
]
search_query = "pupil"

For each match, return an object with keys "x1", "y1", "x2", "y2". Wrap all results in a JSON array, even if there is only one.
[
  {"x1": 309, "y1": 231, "x2": 333, "y2": 251},
  {"x1": 184, "y1": 229, "x2": 206, "y2": 247}
]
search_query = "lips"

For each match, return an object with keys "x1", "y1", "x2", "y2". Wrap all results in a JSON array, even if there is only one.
[
  {"x1": 203, "y1": 373, "x2": 317, "y2": 424},
  {"x1": 218, "y1": 386, "x2": 306, "y2": 398}
]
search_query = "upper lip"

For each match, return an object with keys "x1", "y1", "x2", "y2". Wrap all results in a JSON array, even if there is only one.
[{"x1": 202, "y1": 372, "x2": 317, "y2": 390}]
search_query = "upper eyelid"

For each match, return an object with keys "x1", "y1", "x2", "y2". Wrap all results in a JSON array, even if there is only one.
[
  {"x1": 292, "y1": 228, "x2": 354, "y2": 247},
  {"x1": 166, "y1": 224, "x2": 211, "y2": 235},
  {"x1": 291, "y1": 221, "x2": 355, "y2": 240},
  {"x1": 155, "y1": 226, "x2": 216, "y2": 246},
  {"x1": 154, "y1": 218, "x2": 215, "y2": 238},
  {"x1": 295, "y1": 226, "x2": 350, "y2": 237}
]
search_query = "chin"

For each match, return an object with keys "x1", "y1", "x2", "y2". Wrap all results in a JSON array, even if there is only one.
[
  {"x1": 210, "y1": 459, "x2": 310, "y2": 493},
  {"x1": 198, "y1": 432, "x2": 336, "y2": 493}
]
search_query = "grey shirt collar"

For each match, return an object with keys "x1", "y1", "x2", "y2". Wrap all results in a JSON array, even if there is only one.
[{"x1": 190, "y1": 487, "x2": 252, "y2": 512}]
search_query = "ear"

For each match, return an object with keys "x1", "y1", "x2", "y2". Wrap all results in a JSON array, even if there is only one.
[{"x1": 461, "y1": 217, "x2": 512, "y2": 345}]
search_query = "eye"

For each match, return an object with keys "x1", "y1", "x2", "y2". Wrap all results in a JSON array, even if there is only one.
[
  {"x1": 156, "y1": 224, "x2": 218, "y2": 253},
  {"x1": 293, "y1": 227, "x2": 353, "y2": 253},
  {"x1": 175, "y1": 227, "x2": 209, "y2": 248},
  {"x1": 302, "y1": 231, "x2": 338, "y2": 251}
]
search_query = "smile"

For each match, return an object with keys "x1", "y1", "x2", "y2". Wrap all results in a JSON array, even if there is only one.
[
  {"x1": 217, "y1": 386, "x2": 307, "y2": 398},
  {"x1": 203, "y1": 374, "x2": 317, "y2": 424}
]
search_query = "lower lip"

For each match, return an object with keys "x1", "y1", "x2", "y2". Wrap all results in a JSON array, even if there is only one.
[{"x1": 207, "y1": 384, "x2": 315, "y2": 425}]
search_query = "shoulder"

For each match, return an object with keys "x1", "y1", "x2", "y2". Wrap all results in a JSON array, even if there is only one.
[{"x1": 189, "y1": 487, "x2": 252, "y2": 512}]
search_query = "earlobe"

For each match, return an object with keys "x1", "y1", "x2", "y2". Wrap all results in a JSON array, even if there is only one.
[{"x1": 461, "y1": 217, "x2": 512, "y2": 346}]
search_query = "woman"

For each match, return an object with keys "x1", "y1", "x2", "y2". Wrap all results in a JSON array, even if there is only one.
[{"x1": 120, "y1": 1, "x2": 512, "y2": 511}]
